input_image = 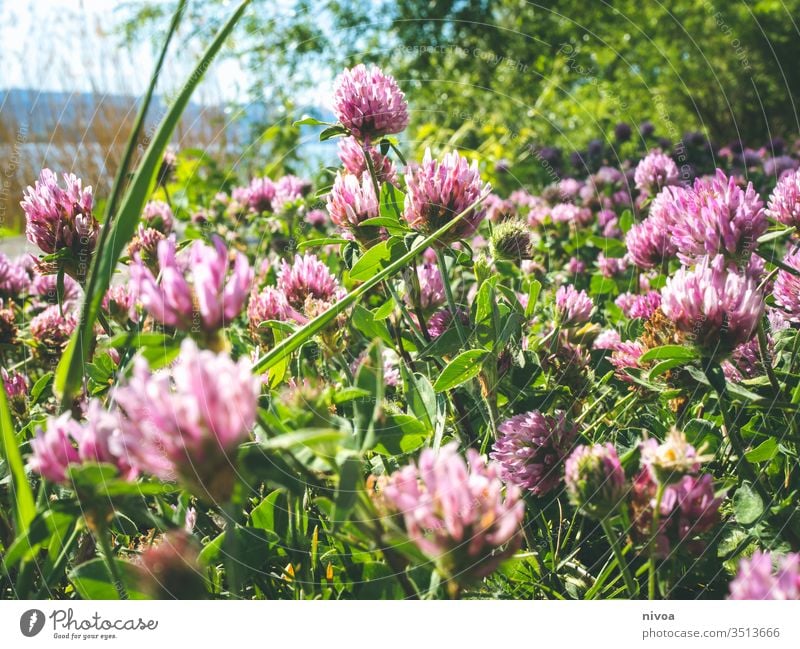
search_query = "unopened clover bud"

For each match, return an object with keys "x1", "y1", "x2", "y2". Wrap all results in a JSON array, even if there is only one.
[
  {"x1": 490, "y1": 219, "x2": 533, "y2": 262},
  {"x1": 138, "y1": 531, "x2": 207, "y2": 599},
  {"x1": 565, "y1": 443, "x2": 626, "y2": 518}
]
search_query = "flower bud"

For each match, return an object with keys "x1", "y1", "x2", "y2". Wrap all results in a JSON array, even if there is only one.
[
  {"x1": 138, "y1": 531, "x2": 207, "y2": 599},
  {"x1": 490, "y1": 219, "x2": 533, "y2": 261},
  {"x1": 565, "y1": 443, "x2": 626, "y2": 518}
]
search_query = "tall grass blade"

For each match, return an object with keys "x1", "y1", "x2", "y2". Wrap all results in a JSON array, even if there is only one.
[
  {"x1": 0, "y1": 382, "x2": 36, "y2": 533},
  {"x1": 253, "y1": 194, "x2": 488, "y2": 374},
  {"x1": 56, "y1": 0, "x2": 251, "y2": 405}
]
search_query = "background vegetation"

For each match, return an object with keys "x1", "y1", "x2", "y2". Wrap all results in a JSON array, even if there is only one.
[{"x1": 121, "y1": 1, "x2": 800, "y2": 157}]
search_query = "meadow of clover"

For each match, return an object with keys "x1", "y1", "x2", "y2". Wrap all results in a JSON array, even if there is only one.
[{"x1": 2, "y1": 0, "x2": 800, "y2": 601}]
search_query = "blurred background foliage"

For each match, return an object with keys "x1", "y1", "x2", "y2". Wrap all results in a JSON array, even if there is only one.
[{"x1": 119, "y1": 1, "x2": 800, "y2": 165}]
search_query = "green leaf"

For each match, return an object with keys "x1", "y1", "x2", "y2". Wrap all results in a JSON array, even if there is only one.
[
  {"x1": 30, "y1": 371, "x2": 54, "y2": 405},
  {"x1": 354, "y1": 561, "x2": 404, "y2": 599},
  {"x1": 293, "y1": 116, "x2": 332, "y2": 127},
  {"x1": 373, "y1": 414, "x2": 429, "y2": 455},
  {"x1": 727, "y1": 383, "x2": 765, "y2": 402},
  {"x1": 417, "y1": 325, "x2": 463, "y2": 360},
  {"x1": 496, "y1": 312, "x2": 525, "y2": 350},
  {"x1": 647, "y1": 358, "x2": 686, "y2": 378},
  {"x1": 333, "y1": 387, "x2": 371, "y2": 403},
  {"x1": 379, "y1": 182, "x2": 406, "y2": 220},
  {"x1": 64, "y1": 463, "x2": 175, "y2": 499},
  {"x1": 197, "y1": 527, "x2": 275, "y2": 568},
  {"x1": 319, "y1": 124, "x2": 349, "y2": 141},
  {"x1": 333, "y1": 455, "x2": 362, "y2": 525},
  {"x1": 252, "y1": 192, "x2": 489, "y2": 375},
  {"x1": 104, "y1": 332, "x2": 173, "y2": 349},
  {"x1": 639, "y1": 345, "x2": 698, "y2": 362},
  {"x1": 250, "y1": 488, "x2": 289, "y2": 538},
  {"x1": 102, "y1": 480, "x2": 177, "y2": 498},
  {"x1": 0, "y1": 384, "x2": 35, "y2": 532},
  {"x1": 745, "y1": 437, "x2": 779, "y2": 464},
  {"x1": 433, "y1": 349, "x2": 489, "y2": 392},
  {"x1": 354, "y1": 341, "x2": 384, "y2": 452},
  {"x1": 404, "y1": 371, "x2": 437, "y2": 433},
  {"x1": 590, "y1": 274, "x2": 617, "y2": 295},
  {"x1": 351, "y1": 304, "x2": 393, "y2": 346},
  {"x1": 525, "y1": 280, "x2": 541, "y2": 318},
  {"x1": 359, "y1": 216, "x2": 405, "y2": 229},
  {"x1": 757, "y1": 228, "x2": 794, "y2": 244},
  {"x1": 297, "y1": 237, "x2": 350, "y2": 250},
  {"x1": 55, "y1": 0, "x2": 251, "y2": 405},
  {"x1": 587, "y1": 235, "x2": 627, "y2": 257},
  {"x1": 349, "y1": 239, "x2": 406, "y2": 282},
  {"x1": 473, "y1": 281, "x2": 496, "y2": 349},
  {"x1": 733, "y1": 483, "x2": 764, "y2": 525},
  {"x1": 4, "y1": 509, "x2": 76, "y2": 567},
  {"x1": 258, "y1": 429, "x2": 345, "y2": 452},
  {"x1": 619, "y1": 210, "x2": 633, "y2": 234},
  {"x1": 67, "y1": 463, "x2": 120, "y2": 490},
  {"x1": 373, "y1": 296, "x2": 396, "y2": 320},
  {"x1": 267, "y1": 326, "x2": 289, "y2": 388},
  {"x1": 69, "y1": 558, "x2": 150, "y2": 600}
]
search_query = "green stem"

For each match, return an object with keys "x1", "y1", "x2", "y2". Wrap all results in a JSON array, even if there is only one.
[
  {"x1": 222, "y1": 500, "x2": 242, "y2": 598},
  {"x1": 757, "y1": 319, "x2": 782, "y2": 395},
  {"x1": 97, "y1": 310, "x2": 114, "y2": 337},
  {"x1": 95, "y1": 520, "x2": 128, "y2": 600},
  {"x1": 703, "y1": 365, "x2": 770, "y2": 505},
  {"x1": 407, "y1": 268, "x2": 432, "y2": 341},
  {"x1": 36, "y1": 524, "x2": 82, "y2": 598},
  {"x1": 537, "y1": 323, "x2": 561, "y2": 354},
  {"x1": 387, "y1": 314, "x2": 416, "y2": 373},
  {"x1": 385, "y1": 281, "x2": 427, "y2": 349},
  {"x1": 336, "y1": 352, "x2": 354, "y2": 384},
  {"x1": 755, "y1": 247, "x2": 800, "y2": 276},
  {"x1": 435, "y1": 248, "x2": 467, "y2": 345},
  {"x1": 361, "y1": 142, "x2": 427, "y2": 351},
  {"x1": 648, "y1": 482, "x2": 665, "y2": 600},
  {"x1": 659, "y1": 257, "x2": 669, "y2": 283},
  {"x1": 163, "y1": 184, "x2": 173, "y2": 210},
  {"x1": 430, "y1": 250, "x2": 496, "y2": 441},
  {"x1": 600, "y1": 517, "x2": 637, "y2": 599},
  {"x1": 362, "y1": 146, "x2": 382, "y2": 206},
  {"x1": 789, "y1": 329, "x2": 800, "y2": 375},
  {"x1": 478, "y1": 390, "x2": 499, "y2": 454}
]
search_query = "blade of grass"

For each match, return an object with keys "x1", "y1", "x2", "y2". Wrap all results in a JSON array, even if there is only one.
[
  {"x1": 55, "y1": 0, "x2": 251, "y2": 406},
  {"x1": 253, "y1": 193, "x2": 489, "y2": 375},
  {"x1": 0, "y1": 380, "x2": 36, "y2": 533},
  {"x1": 89, "y1": 0, "x2": 187, "y2": 271},
  {"x1": 70, "y1": 1, "x2": 186, "y2": 345}
]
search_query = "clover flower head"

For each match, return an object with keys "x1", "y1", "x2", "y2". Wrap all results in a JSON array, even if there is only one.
[
  {"x1": 383, "y1": 442, "x2": 523, "y2": 581},
  {"x1": 332, "y1": 64, "x2": 409, "y2": 141},
  {"x1": 491, "y1": 410, "x2": 577, "y2": 495},
  {"x1": 403, "y1": 148, "x2": 489, "y2": 242}
]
